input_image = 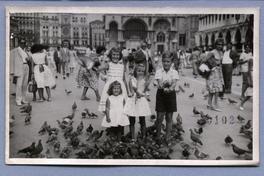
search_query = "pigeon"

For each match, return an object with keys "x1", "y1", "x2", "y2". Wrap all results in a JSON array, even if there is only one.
[
  {"x1": 237, "y1": 115, "x2": 245, "y2": 123},
  {"x1": 72, "y1": 101, "x2": 77, "y2": 111},
  {"x1": 194, "y1": 148, "x2": 209, "y2": 159},
  {"x1": 176, "y1": 113, "x2": 182, "y2": 125},
  {"x1": 18, "y1": 142, "x2": 35, "y2": 155},
  {"x1": 20, "y1": 103, "x2": 32, "y2": 114},
  {"x1": 63, "y1": 112, "x2": 75, "y2": 121},
  {"x1": 197, "y1": 118, "x2": 206, "y2": 126},
  {"x1": 182, "y1": 148, "x2": 190, "y2": 159},
  {"x1": 76, "y1": 121, "x2": 84, "y2": 134},
  {"x1": 53, "y1": 141, "x2": 61, "y2": 153},
  {"x1": 189, "y1": 129, "x2": 203, "y2": 146},
  {"x1": 224, "y1": 135, "x2": 233, "y2": 145},
  {"x1": 239, "y1": 126, "x2": 252, "y2": 139},
  {"x1": 89, "y1": 112, "x2": 98, "y2": 119},
  {"x1": 193, "y1": 107, "x2": 200, "y2": 115},
  {"x1": 228, "y1": 98, "x2": 238, "y2": 104},
  {"x1": 65, "y1": 89, "x2": 72, "y2": 95},
  {"x1": 231, "y1": 144, "x2": 251, "y2": 156},
  {"x1": 38, "y1": 121, "x2": 48, "y2": 135},
  {"x1": 216, "y1": 156, "x2": 223, "y2": 160},
  {"x1": 194, "y1": 127, "x2": 203, "y2": 135},
  {"x1": 24, "y1": 114, "x2": 31, "y2": 125},
  {"x1": 244, "y1": 120, "x2": 252, "y2": 129},
  {"x1": 10, "y1": 115, "x2": 15, "y2": 127},
  {"x1": 189, "y1": 93, "x2": 194, "y2": 98},
  {"x1": 81, "y1": 111, "x2": 87, "y2": 118},
  {"x1": 86, "y1": 124, "x2": 94, "y2": 134},
  {"x1": 46, "y1": 134, "x2": 57, "y2": 144},
  {"x1": 247, "y1": 141, "x2": 252, "y2": 151},
  {"x1": 30, "y1": 139, "x2": 43, "y2": 157}
]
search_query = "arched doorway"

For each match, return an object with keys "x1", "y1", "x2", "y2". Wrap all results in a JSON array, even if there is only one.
[
  {"x1": 123, "y1": 18, "x2": 147, "y2": 49},
  {"x1": 154, "y1": 19, "x2": 171, "y2": 51},
  {"x1": 225, "y1": 30, "x2": 231, "y2": 44},
  {"x1": 245, "y1": 28, "x2": 253, "y2": 49},
  {"x1": 211, "y1": 33, "x2": 215, "y2": 47},
  {"x1": 205, "y1": 34, "x2": 208, "y2": 47},
  {"x1": 235, "y1": 29, "x2": 242, "y2": 51},
  {"x1": 109, "y1": 21, "x2": 118, "y2": 48},
  {"x1": 218, "y1": 32, "x2": 223, "y2": 39},
  {"x1": 199, "y1": 35, "x2": 202, "y2": 47}
]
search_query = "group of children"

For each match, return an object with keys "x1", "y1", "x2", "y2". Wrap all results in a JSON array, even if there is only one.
[{"x1": 96, "y1": 48, "x2": 179, "y2": 142}]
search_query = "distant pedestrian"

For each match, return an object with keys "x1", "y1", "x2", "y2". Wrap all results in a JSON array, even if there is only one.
[
  {"x1": 76, "y1": 53, "x2": 101, "y2": 101},
  {"x1": 10, "y1": 40, "x2": 30, "y2": 106},
  {"x1": 155, "y1": 51, "x2": 179, "y2": 143},
  {"x1": 101, "y1": 81, "x2": 129, "y2": 141},
  {"x1": 239, "y1": 44, "x2": 253, "y2": 99},
  {"x1": 31, "y1": 44, "x2": 56, "y2": 102},
  {"x1": 60, "y1": 42, "x2": 70, "y2": 79},
  {"x1": 205, "y1": 39, "x2": 224, "y2": 112},
  {"x1": 239, "y1": 56, "x2": 253, "y2": 110},
  {"x1": 124, "y1": 63, "x2": 152, "y2": 140},
  {"x1": 69, "y1": 46, "x2": 78, "y2": 73},
  {"x1": 53, "y1": 46, "x2": 61, "y2": 77}
]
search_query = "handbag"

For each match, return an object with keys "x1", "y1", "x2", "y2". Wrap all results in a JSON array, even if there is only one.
[
  {"x1": 198, "y1": 63, "x2": 211, "y2": 79},
  {"x1": 28, "y1": 81, "x2": 34, "y2": 93}
]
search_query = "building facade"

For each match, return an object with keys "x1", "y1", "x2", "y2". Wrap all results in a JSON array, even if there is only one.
[
  {"x1": 10, "y1": 13, "x2": 40, "y2": 48},
  {"x1": 195, "y1": 14, "x2": 253, "y2": 51},
  {"x1": 90, "y1": 20, "x2": 105, "y2": 48},
  {"x1": 103, "y1": 14, "x2": 198, "y2": 53}
]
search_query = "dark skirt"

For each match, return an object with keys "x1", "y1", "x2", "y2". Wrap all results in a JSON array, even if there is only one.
[{"x1": 155, "y1": 89, "x2": 177, "y2": 112}]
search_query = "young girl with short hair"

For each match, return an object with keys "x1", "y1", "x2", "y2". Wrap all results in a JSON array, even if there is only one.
[
  {"x1": 124, "y1": 63, "x2": 152, "y2": 140},
  {"x1": 101, "y1": 81, "x2": 129, "y2": 140}
]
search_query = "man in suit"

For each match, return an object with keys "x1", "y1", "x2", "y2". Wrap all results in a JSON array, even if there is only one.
[
  {"x1": 10, "y1": 40, "x2": 29, "y2": 106},
  {"x1": 222, "y1": 42, "x2": 239, "y2": 94},
  {"x1": 53, "y1": 46, "x2": 61, "y2": 77},
  {"x1": 60, "y1": 42, "x2": 70, "y2": 79}
]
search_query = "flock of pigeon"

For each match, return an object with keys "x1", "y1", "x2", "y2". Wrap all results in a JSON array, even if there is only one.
[{"x1": 12, "y1": 81, "x2": 253, "y2": 160}]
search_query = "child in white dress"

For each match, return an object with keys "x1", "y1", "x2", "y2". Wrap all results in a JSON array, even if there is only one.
[
  {"x1": 124, "y1": 64, "x2": 151, "y2": 139},
  {"x1": 98, "y1": 48, "x2": 127, "y2": 112},
  {"x1": 101, "y1": 81, "x2": 129, "y2": 140}
]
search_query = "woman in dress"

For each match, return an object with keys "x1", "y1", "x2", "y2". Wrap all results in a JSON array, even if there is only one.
[
  {"x1": 76, "y1": 53, "x2": 101, "y2": 101},
  {"x1": 31, "y1": 44, "x2": 56, "y2": 102},
  {"x1": 205, "y1": 39, "x2": 224, "y2": 111},
  {"x1": 69, "y1": 46, "x2": 78, "y2": 74}
]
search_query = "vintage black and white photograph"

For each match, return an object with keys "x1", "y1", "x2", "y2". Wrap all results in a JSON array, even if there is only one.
[{"x1": 5, "y1": 7, "x2": 259, "y2": 165}]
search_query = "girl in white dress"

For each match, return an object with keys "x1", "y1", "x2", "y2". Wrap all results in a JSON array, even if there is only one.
[
  {"x1": 31, "y1": 44, "x2": 56, "y2": 102},
  {"x1": 124, "y1": 64, "x2": 151, "y2": 139},
  {"x1": 101, "y1": 81, "x2": 129, "y2": 140},
  {"x1": 98, "y1": 48, "x2": 128, "y2": 112},
  {"x1": 69, "y1": 46, "x2": 77, "y2": 73}
]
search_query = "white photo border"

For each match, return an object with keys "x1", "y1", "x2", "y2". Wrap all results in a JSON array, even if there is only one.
[{"x1": 5, "y1": 6, "x2": 260, "y2": 166}]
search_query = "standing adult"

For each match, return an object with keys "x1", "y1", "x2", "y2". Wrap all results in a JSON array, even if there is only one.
[
  {"x1": 10, "y1": 40, "x2": 30, "y2": 106},
  {"x1": 60, "y1": 42, "x2": 70, "y2": 79},
  {"x1": 53, "y1": 46, "x2": 61, "y2": 78},
  {"x1": 222, "y1": 43, "x2": 239, "y2": 94},
  {"x1": 31, "y1": 44, "x2": 56, "y2": 102},
  {"x1": 239, "y1": 44, "x2": 253, "y2": 99},
  {"x1": 205, "y1": 39, "x2": 224, "y2": 111},
  {"x1": 69, "y1": 46, "x2": 78, "y2": 73},
  {"x1": 190, "y1": 47, "x2": 200, "y2": 78}
]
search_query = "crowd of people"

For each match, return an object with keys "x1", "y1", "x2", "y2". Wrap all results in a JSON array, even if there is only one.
[{"x1": 10, "y1": 38, "x2": 254, "y2": 143}]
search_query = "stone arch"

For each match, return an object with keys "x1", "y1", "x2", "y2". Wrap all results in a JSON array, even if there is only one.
[
  {"x1": 218, "y1": 32, "x2": 223, "y2": 39},
  {"x1": 157, "y1": 32, "x2": 166, "y2": 42},
  {"x1": 153, "y1": 18, "x2": 171, "y2": 31},
  {"x1": 225, "y1": 30, "x2": 231, "y2": 44},
  {"x1": 205, "y1": 34, "x2": 208, "y2": 47},
  {"x1": 199, "y1": 35, "x2": 202, "y2": 46},
  {"x1": 211, "y1": 33, "x2": 215, "y2": 47},
  {"x1": 245, "y1": 27, "x2": 253, "y2": 48},
  {"x1": 235, "y1": 29, "x2": 242, "y2": 51},
  {"x1": 109, "y1": 21, "x2": 118, "y2": 42},
  {"x1": 123, "y1": 18, "x2": 148, "y2": 40}
]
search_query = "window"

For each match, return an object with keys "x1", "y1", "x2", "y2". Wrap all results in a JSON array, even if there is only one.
[
  {"x1": 227, "y1": 14, "x2": 230, "y2": 19},
  {"x1": 223, "y1": 14, "x2": 226, "y2": 20},
  {"x1": 219, "y1": 15, "x2": 222, "y2": 21},
  {"x1": 179, "y1": 34, "x2": 186, "y2": 46},
  {"x1": 157, "y1": 32, "x2": 165, "y2": 42}
]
